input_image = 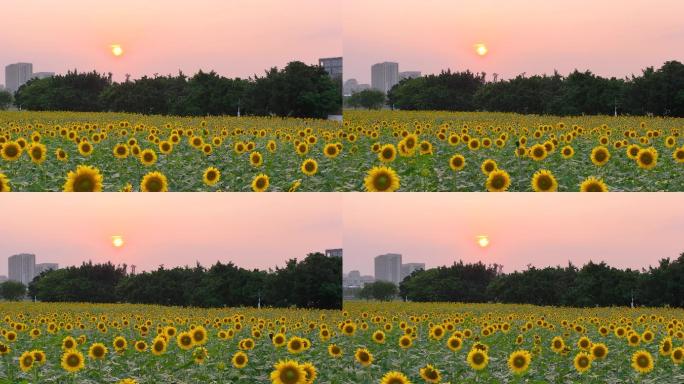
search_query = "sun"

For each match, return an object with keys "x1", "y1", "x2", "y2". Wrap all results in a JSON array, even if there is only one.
[
  {"x1": 111, "y1": 45, "x2": 123, "y2": 57},
  {"x1": 112, "y1": 235, "x2": 124, "y2": 248},
  {"x1": 477, "y1": 235, "x2": 490, "y2": 248},
  {"x1": 474, "y1": 43, "x2": 488, "y2": 57}
]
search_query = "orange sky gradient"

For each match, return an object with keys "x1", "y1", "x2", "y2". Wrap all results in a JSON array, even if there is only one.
[
  {"x1": 1, "y1": 0, "x2": 341, "y2": 84},
  {"x1": 0, "y1": 193, "x2": 342, "y2": 275},
  {"x1": 343, "y1": 193, "x2": 684, "y2": 275},
  {"x1": 344, "y1": 0, "x2": 684, "y2": 83}
]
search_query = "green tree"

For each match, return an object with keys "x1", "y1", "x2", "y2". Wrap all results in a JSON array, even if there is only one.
[
  {"x1": 0, "y1": 281, "x2": 27, "y2": 301},
  {"x1": 348, "y1": 89, "x2": 385, "y2": 109},
  {"x1": 359, "y1": 281, "x2": 398, "y2": 301},
  {"x1": 0, "y1": 90, "x2": 13, "y2": 109}
]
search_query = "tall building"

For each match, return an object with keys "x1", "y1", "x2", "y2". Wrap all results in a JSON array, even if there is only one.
[
  {"x1": 325, "y1": 248, "x2": 343, "y2": 258},
  {"x1": 5, "y1": 63, "x2": 33, "y2": 93},
  {"x1": 35, "y1": 263, "x2": 59, "y2": 275},
  {"x1": 399, "y1": 71, "x2": 421, "y2": 81},
  {"x1": 343, "y1": 270, "x2": 375, "y2": 288},
  {"x1": 8, "y1": 253, "x2": 35, "y2": 286},
  {"x1": 343, "y1": 78, "x2": 371, "y2": 96},
  {"x1": 374, "y1": 253, "x2": 402, "y2": 285},
  {"x1": 371, "y1": 62, "x2": 399, "y2": 94},
  {"x1": 319, "y1": 57, "x2": 342, "y2": 80},
  {"x1": 401, "y1": 263, "x2": 425, "y2": 280},
  {"x1": 31, "y1": 72, "x2": 54, "y2": 80}
]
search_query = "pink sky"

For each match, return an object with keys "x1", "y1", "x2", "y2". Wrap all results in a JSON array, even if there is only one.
[
  {"x1": 344, "y1": 0, "x2": 684, "y2": 83},
  {"x1": 343, "y1": 193, "x2": 684, "y2": 275},
  {"x1": 0, "y1": 193, "x2": 342, "y2": 275},
  {"x1": 1, "y1": 0, "x2": 341, "y2": 84}
]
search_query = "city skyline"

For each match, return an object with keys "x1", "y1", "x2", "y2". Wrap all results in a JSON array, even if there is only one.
[
  {"x1": 342, "y1": 193, "x2": 684, "y2": 275},
  {"x1": 0, "y1": 193, "x2": 343, "y2": 276},
  {"x1": 1, "y1": 0, "x2": 341, "y2": 84},
  {"x1": 343, "y1": 0, "x2": 684, "y2": 83}
]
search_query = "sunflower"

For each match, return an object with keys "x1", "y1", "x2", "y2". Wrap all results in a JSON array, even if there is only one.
[
  {"x1": 579, "y1": 176, "x2": 608, "y2": 192},
  {"x1": 134, "y1": 340, "x2": 147, "y2": 352},
  {"x1": 560, "y1": 145, "x2": 574, "y2": 159},
  {"x1": 480, "y1": 159, "x2": 497, "y2": 175},
  {"x1": 486, "y1": 169, "x2": 511, "y2": 192},
  {"x1": 203, "y1": 167, "x2": 221, "y2": 186},
  {"x1": 380, "y1": 371, "x2": 411, "y2": 384},
  {"x1": 419, "y1": 364, "x2": 441, "y2": 383},
  {"x1": 113, "y1": 336, "x2": 127, "y2": 352},
  {"x1": 372, "y1": 330, "x2": 386, "y2": 344},
  {"x1": 636, "y1": 147, "x2": 658, "y2": 170},
  {"x1": 251, "y1": 173, "x2": 270, "y2": 192},
  {"x1": 31, "y1": 350, "x2": 46, "y2": 365},
  {"x1": 399, "y1": 335, "x2": 413, "y2": 349},
  {"x1": 467, "y1": 349, "x2": 489, "y2": 370},
  {"x1": 530, "y1": 169, "x2": 558, "y2": 192},
  {"x1": 573, "y1": 352, "x2": 592, "y2": 373},
  {"x1": 354, "y1": 348, "x2": 373, "y2": 367},
  {"x1": 295, "y1": 142, "x2": 309, "y2": 156},
  {"x1": 140, "y1": 171, "x2": 168, "y2": 192},
  {"x1": 550, "y1": 336, "x2": 565, "y2": 353},
  {"x1": 78, "y1": 141, "x2": 93, "y2": 157},
  {"x1": 176, "y1": 332, "x2": 194, "y2": 350},
  {"x1": 1, "y1": 141, "x2": 22, "y2": 161},
  {"x1": 86, "y1": 343, "x2": 107, "y2": 361},
  {"x1": 301, "y1": 362, "x2": 317, "y2": 384},
  {"x1": 659, "y1": 337, "x2": 672, "y2": 356},
  {"x1": 63, "y1": 165, "x2": 103, "y2": 192},
  {"x1": 301, "y1": 158, "x2": 318, "y2": 176},
  {"x1": 446, "y1": 335, "x2": 462, "y2": 351},
  {"x1": 250, "y1": 151, "x2": 263, "y2": 167},
  {"x1": 158, "y1": 140, "x2": 173, "y2": 155},
  {"x1": 232, "y1": 351, "x2": 248, "y2": 368},
  {"x1": 28, "y1": 143, "x2": 47, "y2": 164},
  {"x1": 287, "y1": 336, "x2": 305, "y2": 354},
  {"x1": 419, "y1": 140, "x2": 433, "y2": 155},
  {"x1": 507, "y1": 350, "x2": 531, "y2": 375},
  {"x1": 55, "y1": 148, "x2": 68, "y2": 161},
  {"x1": 139, "y1": 149, "x2": 157, "y2": 166},
  {"x1": 673, "y1": 147, "x2": 684, "y2": 163},
  {"x1": 192, "y1": 346, "x2": 208, "y2": 364},
  {"x1": 631, "y1": 350, "x2": 654, "y2": 374},
  {"x1": 113, "y1": 143, "x2": 129, "y2": 159},
  {"x1": 590, "y1": 146, "x2": 610, "y2": 166},
  {"x1": 378, "y1": 144, "x2": 397, "y2": 163},
  {"x1": 151, "y1": 336, "x2": 167, "y2": 356},
  {"x1": 323, "y1": 143, "x2": 339, "y2": 158},
  {"x1": 191, "y1": 326, "x2": 208, "y2": 346},
  {"x1": 0, "y1": 174, "x2": 10, "y2": 192},
  {"x1": 364, "y1": 166, "x2": 400, "y2": 192},
  {"x1": 449, "y1": 154, "x2": 466, "y2": 171},
  {"x1": 270, "y1": 360, "x2": 306, "y2": 384},
  {"x1": 118, "y1": 379, "x2": 137, "y2": 384},
  {"x1": 672, "y1": 347, "x2": 684, "y2": 365},
  {"x1": 528, "y1": 144, "x2": 547, "y2": 161},
  {"x1": 328, "y1": 344, "x2": 342, "y2": 358},
  {"x1": 577, "y1": 336, "x2": 592, "y2": 350},
  {"x1": 61, "y1": 349, "x2": 85, "y2": 373},
  {"x1": 19, "y1": 350, "x2": 34, "y2": 372}
]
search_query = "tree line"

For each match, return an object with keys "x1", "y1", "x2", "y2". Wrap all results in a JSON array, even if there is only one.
[
  {"x1": 391, "y1": 253, "x2": 684, "y2": 307},
  {"x1": 382, "y1": 61, "x2": 684, "y2": 116},
  {"x1": 12, "y1": 61, "x2": 341, "y2": 118},
  {"x1": 18, "y1": 253, "x2": 341, "y2": 309}
]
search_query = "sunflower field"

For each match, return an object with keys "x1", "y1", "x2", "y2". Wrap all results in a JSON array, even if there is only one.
[
  {"x1": 337, "y1": 301, "x2": 684, "y2": 383},
  {"x1": 343, "y1": 110, "x2": 684, "y2": 192},
  {"x1": 0, "y1": 302, "x2": 352, "y2": 384},
  {"x1": 0, "y1": 111, "x2": 344, "y2": 192}
]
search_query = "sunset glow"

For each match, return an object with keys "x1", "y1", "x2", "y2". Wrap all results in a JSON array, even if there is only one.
[{"x1": 111, "y1": 45, "x2": 123, "y2": 57}]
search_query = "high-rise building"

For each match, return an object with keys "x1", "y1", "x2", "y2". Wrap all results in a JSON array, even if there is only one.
[
  {"x1": 325, "y1": 248, "x2": 343, "y2": 258},
  {"x1": 35, "y1": 263, "x2": 59, "y2": 275},
  {"x1": 31, "y1": 72, "x2": 54, "y2": 80},
  {"x1": 371, "y1": 62, "x2": 399, "y2": 94},
  {"x1": 374, "y1": 253, "x2": 402, "y2": 285},
  {"x1": 398, "y1": 71, "x2": 421, "y2": 81},
  {"x1": 5, "y1": 63, "x2": 33, "y2": 93},
  {"x1": 319, "y1": 57, "x2": 342, "y2": 80},
  {"x1": 401, "y1": 263, "x2": 425, "y2": 280},
  {"x1": 8, "y1": 253, "x2": 36, "y2": 286},
  {"x1": 343, "y1": 78, "x2": 371, "y2": 96}
]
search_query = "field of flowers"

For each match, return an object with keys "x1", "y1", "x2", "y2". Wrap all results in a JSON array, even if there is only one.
[
  {"x1": 343, "y1": 110, "x2": 684, "y2": 192},
  {"x1": 0, "y1": 111, "x2": 344, "y2": 192},
  {"x1": 338, "y1": 301, "x2": 684, "y2": 383},
  {"x1": 0, "y1": 302, "x2": 350, "y2": 384}
]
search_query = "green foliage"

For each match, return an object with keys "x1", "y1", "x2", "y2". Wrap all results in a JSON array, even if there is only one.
[
  {"x1": 0, "y1": 280, "x2": 26, "y2": 300},
  {"x1": 0, "y1": 90, "x2": 12, "y2": 110},
  {"x1": 15, "y1": 62, "x2": 341, "y2": 118},
  {"x1": 347, "y1": 89, "x2": 386, "y2": 109},
  {"x1": 358, "y1": 281, "x2": 398, "y2": 301},
  {"x1": 29, "y1": 253, "x2": 342, "y2": 309},
  {"x1": 389, "y1": 61, "x2": 684, "y2": 117},
  {"x1": 401, "y1": 253, "x2": 684, "y2": 307}
]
